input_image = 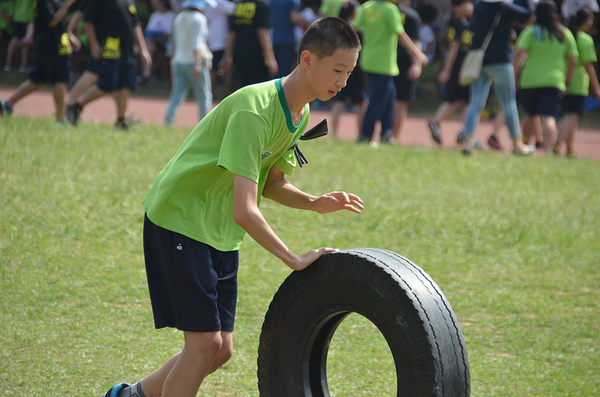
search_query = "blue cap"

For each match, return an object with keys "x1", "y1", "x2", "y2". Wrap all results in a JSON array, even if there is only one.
[{"x1": 182, "y1": 0, "x2": 217, "y2": 10}]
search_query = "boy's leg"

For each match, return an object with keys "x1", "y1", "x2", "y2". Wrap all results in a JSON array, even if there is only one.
[
  {"x1": 53, "y1": 83, "x2": 68, "y2": 120},
  {"x1": 143, "y1": 331, "x2": 225, "y2": 397},
  {"x1": 115, "y1": 88, "x2": 130, "y2": 121},
  {"x1": 7, "y1": 79, "x2": 45, "y2": 107},
  {"x1": 68, "y1": 71, "x2": 99, "y2": 103},
  {"x1": 5, "y1": 36, "x2": 19, "y2": 69}
]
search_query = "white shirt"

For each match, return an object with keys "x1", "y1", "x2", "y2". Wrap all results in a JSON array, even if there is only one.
[
  {"x1": 561, "y1": 0, "x2": 599, "y2": 19},
  {"x1": 146, "y1": 10, "x2": 177, "y2": 34},
  {"x1": 172, "y1": 10, "x2": 212, "y2": 65},
  {"x1": 203, "y1": 0, "x2": 236, "y2": 52}
]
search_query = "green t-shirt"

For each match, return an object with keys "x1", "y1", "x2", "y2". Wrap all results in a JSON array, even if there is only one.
[
  {"x1": 517, "y1": 25, "x2": 578, "y2": 92},
  {"x1": 143, "y1": 79, "x2": 309, "y2": 252},
  {"x1": 0, "y1": 1, "x2": 15, "y2": 34},
  {"x1": 567, "y1": 31, "x2": 597, "y2": 96},
  {"x1": 353, "y1": 0, "x2": 404, "y2": 76},
  {"x1": 319, "y1": 0, "x2": 345, "y2": 17},
  {"x1": 14, "y1": 0, "x2": 34, "y2": 23}
]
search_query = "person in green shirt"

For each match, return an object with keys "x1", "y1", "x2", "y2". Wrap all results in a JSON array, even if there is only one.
[
  {"x1": 555, "y1": 8, "x2": 600, "y2": 157},
  {"x1": 514, "y1": 0, "x2": 578, "y2": 153},
  {"x1": 100, "y1": 17, "x2": 364, "y2": 397},
  {"x1": 3, "y1": 0, "x2": 33, "y2": 71},
  {"x1": 353, "y1": 0, "x2": 427, "y2": 145}
]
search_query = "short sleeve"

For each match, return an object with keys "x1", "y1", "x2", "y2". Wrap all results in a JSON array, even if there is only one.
[
  {"x1": 565, "y1": 29, "x2": 578, "y2": 58},
  {"x1": 273, "y1": 148, "x2": 297, "y2": 176},
  {"x1": 218, "y1": 111, "x2": 268, "y2": 182},
  {"x1": 391, "y1": 6, "x2": 405, "y2": 35},
  {"x1": 580, "y1": 34, "x2": 598, "y2": 63},
  {"x1": 516, "y1": 26, "x2": 532, "y2": 51}
]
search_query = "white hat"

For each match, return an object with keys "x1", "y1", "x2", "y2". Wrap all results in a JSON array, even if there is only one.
[{"x1": 182, "y1": 0, "x2": 217, "y2": 10}]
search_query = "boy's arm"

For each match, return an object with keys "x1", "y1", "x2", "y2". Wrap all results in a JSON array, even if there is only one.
[
  {"x1": 133, "y1": 25, "x2": 152, "y2": 67},
  {"x1": 233, "y1": 174, "x2": 338, "y2": 271},
  {"x1": 219, "y1": 31, "x2": 236, "y2": 71},
  {"x1": 85, "y1": 21, "x2": 102, "y2": 60},
  {"x1": 565, "y1": 55, "x2": 577, "y2": 91},
  {"x1": 584, "y1": 62, "x2": 600, "y2": 100},
  {"x1": 438, "y1": 40, "x2": 460, "y2": 85},
  {"x1": 262, "y1": 166, "x2": 364, "y2": 214},
  {"x1": 67, "y1": 11, "x2": 83, "y2": 52},
  {"x1": 48, "y1": 0, "x2": 78, "y2": 28},
  {"x1": 399, "y1": 31, "x2": 428, "y2": 66},
  {"x1": 512, "y1": 47, "x2": 528, "y2": 87},
  {"x1": 257, "y1": 27, "x2": 278, "y2": 77}
]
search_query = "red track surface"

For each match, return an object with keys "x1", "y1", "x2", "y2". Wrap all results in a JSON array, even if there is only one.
[{"x1": 1, "y1": 87, "x2": 599, "y2": 159}]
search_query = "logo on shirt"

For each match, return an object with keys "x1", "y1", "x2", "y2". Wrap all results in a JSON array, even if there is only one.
[
  {"x1": 261, "y1": 151, "x2": 272, "y2": 161},
  {"x1": 129, "y1": 5, "x2": 138, "y2": 15},
  {"x1": 102, "y1": 37, "x2": 122, "y2": 59}
]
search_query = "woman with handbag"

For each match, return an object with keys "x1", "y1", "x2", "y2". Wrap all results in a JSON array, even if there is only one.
[{"x1": 459, "y1": 0, "x2": 535, "y2": 155}]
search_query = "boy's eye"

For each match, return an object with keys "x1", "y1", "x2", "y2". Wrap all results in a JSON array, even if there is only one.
[{"x1": 334, "y1": 69, "x2": 342, "y2": 73}]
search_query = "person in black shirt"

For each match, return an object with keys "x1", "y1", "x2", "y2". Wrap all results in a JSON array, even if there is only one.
[
  {"x1": 66, "y1": 0, "x2": 151, "y2": 129},
  {"x1": 427, "y1": 0, "x2": 472, "y2": 146},
  {"x1": 0, "y1": 0, "x2": 77, "y2": 121},
  {"x1": 220, "y1": 0, "x2": 278, "y2": 88},
  {"x1": 390, "y1": 0, "x2": 421, "y2": 143}
]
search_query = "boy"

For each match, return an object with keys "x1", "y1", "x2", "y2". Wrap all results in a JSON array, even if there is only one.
[
  {"x1": 101, "y1": 17, "x2": 364, "y2": 397},
  {"x1": 0, "y1": 0, "x2": 77, "y2": 120},
  {"x1": 353, "y1": 0, "x2": 428, "y2": 145},
  {"x1": 428, "y1": 0, "x2": 473, "y2": 146},
  {"x1": 65, "y1": 0, "x2": 151, "y2": 129}
]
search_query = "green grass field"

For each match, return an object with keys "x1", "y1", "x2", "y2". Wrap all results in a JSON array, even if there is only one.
[{"x1": 1, "y1": 116, "x2": 599, "y2": 396}]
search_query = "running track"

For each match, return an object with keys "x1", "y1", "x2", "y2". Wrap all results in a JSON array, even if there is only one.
[{"x1": 1, "y1": 87, "x2": 599, "y2": 160}]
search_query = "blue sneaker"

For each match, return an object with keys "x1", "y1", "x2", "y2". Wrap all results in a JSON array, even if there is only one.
[
  {"x1": 101, "y1": 382, "x2": 130, "y2": 397},
  {"x1": 1, "y1": 100, "x2": 12, "y2": 116}
]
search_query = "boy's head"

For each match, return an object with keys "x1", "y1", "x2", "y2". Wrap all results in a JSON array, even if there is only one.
[
  {"x1": 452, "y1": 0, "x2": 473, "y2": 18},
  {"x1": 298, "y1": 17, "x2": 361, "y2": 63}
]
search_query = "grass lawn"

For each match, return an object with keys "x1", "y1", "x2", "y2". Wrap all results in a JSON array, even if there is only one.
[{"x1": 1, "y1": 116, "x2": 599, "y2": 396}]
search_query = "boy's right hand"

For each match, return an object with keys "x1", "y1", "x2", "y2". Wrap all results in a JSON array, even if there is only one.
[{"x1": 288, "y1": 248, "x2": 339, "y2": 271}]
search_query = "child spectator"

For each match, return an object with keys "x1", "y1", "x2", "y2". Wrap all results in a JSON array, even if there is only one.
[
  {"x1": 514, "y1": 0, "x2": 578, "y2": 152},
  {"x1": 0, "y1": 0, "x2": 77, "y2": 120},
  {"x1": 65, "y1": 0, "x2": 152, "y2": 129},
  {"x1": 99, "y1": 17, "x2": 363, "y2": 397},
  {"x1": 555, "y1": 8, "x2": 600, "y2": 157},
  {"x1": 391, "y1": 0, "x2": 422, "y2": 143},
  {"x1": 140, "y1": 0, "x2": 176, "y2": 85},
  {"x1": 220, "y1": 0, "x2": 278, "y2": 87},
  {"x1": 3, "y1": 0, "x2": 34, "y2": 72},
  {"x1": 353, "y1": 0, "x2": 428, "y2": 145},
  {"x1": 428, "y1": 0, "x2": 472, "y2": 146},
  {"x1": 164, "y1": 0, "x2": 215, "y2": 125}
]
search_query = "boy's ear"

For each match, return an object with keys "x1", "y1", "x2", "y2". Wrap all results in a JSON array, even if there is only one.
[{"x1": 299, "y1": 50, "x2": 313, "y2": 70}]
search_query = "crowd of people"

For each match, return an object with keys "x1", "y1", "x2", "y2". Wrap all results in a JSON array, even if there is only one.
[{"x1": 0, "y1": 0, "x2": 598, "y2": 152}]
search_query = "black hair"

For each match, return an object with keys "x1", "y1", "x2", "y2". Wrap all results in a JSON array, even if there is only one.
[
  {"x1": 298, "y1": 17, "x2": 361, "y2": 61},
  {"x1": 535, "y1": 0, "x2": 564, "y2": 42},
  {"x1": 451, "y1": 0, "x2": 471, "y2": 7},
  {"x1": 568, "y1": 7, "x2": 594, "y2": 37},
  {"x1": 418, "y1": 5, "x2": 438, "y2": 25},
  {"x1": 338, "y1": 1, "x2": 358, "y2": 23}
]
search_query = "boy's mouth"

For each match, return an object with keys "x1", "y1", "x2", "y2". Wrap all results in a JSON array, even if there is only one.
[{"x1": 328, "y1": 90, "x2": 339, "y2": 97}]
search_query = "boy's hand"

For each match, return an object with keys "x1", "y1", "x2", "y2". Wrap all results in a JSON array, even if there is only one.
[
  {"x1": 313, "y1": 191, "x2": 364, "y2": 214},
  {"x1": 289, "y1": 248, "x2": 339, "y2": 271}
]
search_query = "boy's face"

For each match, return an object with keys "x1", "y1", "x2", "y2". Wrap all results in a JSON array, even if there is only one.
[
  {"x1": 304, "y1": 48, "x2": 359, "y2": 102},
  {"x1": 455, "y1": 2, "x2": 473, "y2": 18}
]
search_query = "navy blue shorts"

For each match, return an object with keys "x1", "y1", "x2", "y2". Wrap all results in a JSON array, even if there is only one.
[
  {"x1": 520, "y1": 87, "x2": 564, "y2": 117},
  {"x1": 143, "y1": 214, "x2": 239, "y2": 332},
  {"x1": 562, "y1": 95, "x2": 586, "y2": 116},
  {"x1": 86, "y1": 58, "x2": 137, "y2": 93},
  {"x1": 445, "y1": 68, "x2": 469, "y2": 103},
  {"x1": 28, "y1": 57, "x2": 70, "y2": 85}
]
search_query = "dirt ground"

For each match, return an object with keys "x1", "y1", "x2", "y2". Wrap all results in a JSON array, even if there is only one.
[{"x1": 1, "y1": 87, "x2": 599, "y2": 159}]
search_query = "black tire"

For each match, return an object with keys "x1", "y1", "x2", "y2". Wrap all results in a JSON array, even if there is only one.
[{"x1": 257, "y1": 248, "x2": 470, "y2": 397}]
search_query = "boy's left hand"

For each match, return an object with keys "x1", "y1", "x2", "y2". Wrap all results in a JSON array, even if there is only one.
[{"x1": 314, "y1": 192, "x2": 363, "y2": 214}]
